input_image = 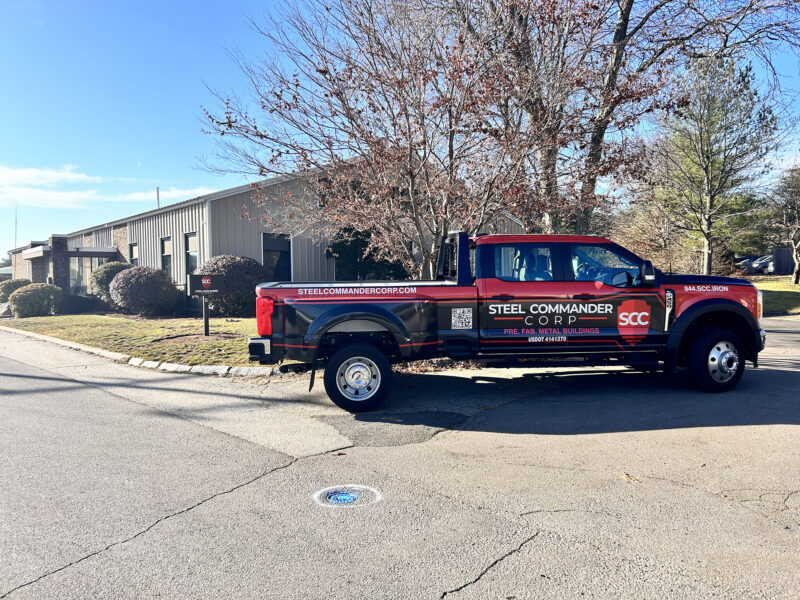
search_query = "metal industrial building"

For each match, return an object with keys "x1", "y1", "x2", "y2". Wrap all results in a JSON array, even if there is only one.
[{"x1": 10, "y1": 174, "x2": 525, "y2": 295}]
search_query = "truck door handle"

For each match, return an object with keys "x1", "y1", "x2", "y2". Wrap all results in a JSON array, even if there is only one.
[
  {"x1": 573, "y1": 294, "x2": 595, "y2": 300},
  {"x1": 491, "y1": 295, "x2": 515, "y2": 301}
]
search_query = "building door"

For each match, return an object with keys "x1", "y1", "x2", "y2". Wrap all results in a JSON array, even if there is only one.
[{"x1": 262, "y1": 233, "x2": 291, "y2": 281}]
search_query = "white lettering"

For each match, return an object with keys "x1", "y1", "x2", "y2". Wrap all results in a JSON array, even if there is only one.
[{"x1": 619, "y1": 312, "x2": 650, "y2": 326}]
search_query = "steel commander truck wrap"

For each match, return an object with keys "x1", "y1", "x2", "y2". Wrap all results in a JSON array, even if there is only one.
[{"x1": 249, "y1": 233, "x2": 765, "y2": 411}]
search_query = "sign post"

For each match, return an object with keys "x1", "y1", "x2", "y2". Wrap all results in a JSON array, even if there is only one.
[
  {"x1": 202, "y1": 295, "x2": 209, "y2": 336},
  {"x1": 189, "y1": 274, "x2": 233, "y2": 337}
]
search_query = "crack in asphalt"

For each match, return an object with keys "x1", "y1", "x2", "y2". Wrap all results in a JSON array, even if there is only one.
[
  {"x1": 427, "y1": 388, "x2": 540, "y2": 442},
  {"x1": 439, "y1": 532, "x2": 540, "y2": 598},
  {"x1": 504, "y1": 463, "x2": 800, "y2": 533},
  {"x1": 520, "y1": 508, "x2": 601, "y2": 516},
  {"x1": 0, "y1": 444, "x2": 355, "y2": 599}
]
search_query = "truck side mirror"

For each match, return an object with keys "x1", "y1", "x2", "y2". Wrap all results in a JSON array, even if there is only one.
[{"x1": 640, "y1": 260, "x2": 656, "y2": 287}]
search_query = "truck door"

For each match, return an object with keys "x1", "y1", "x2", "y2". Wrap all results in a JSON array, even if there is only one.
[
  {"x1": 477, "y1": 241, "x2": 568, "y2": 354},
  {"x1": 561, "y1": 243, "x2": 666, "y2": 352}
]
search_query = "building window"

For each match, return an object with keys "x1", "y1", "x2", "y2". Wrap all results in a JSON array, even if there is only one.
[
  {"x1": 184, "y1": 233, "x2": 198, "y2": 276},
  {"x1": 129, "y1": 243, "x2": 139, "y2": 266},
  {"x1": 161, "y1": 237, "x2": 172, "y2": 278},
  {"x1": 262, "y1": 233, "x2": 291, "y2": 281},
  {"x1": 69, "y1": 256, "x2": 108, "y2": 295}
]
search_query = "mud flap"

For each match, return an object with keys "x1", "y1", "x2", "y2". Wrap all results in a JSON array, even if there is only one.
[{"x1": 308, "y1": 345, "x2": 320, "y2": 392}]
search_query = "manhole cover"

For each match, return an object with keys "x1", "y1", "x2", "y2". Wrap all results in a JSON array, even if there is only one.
[{"x1": 313, "y1": 484, "x2": 382, "y2": 508}]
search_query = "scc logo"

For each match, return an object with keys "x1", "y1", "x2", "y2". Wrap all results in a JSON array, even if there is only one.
[
  {"x1": 201, "y1": 276, "x2": 212, "y2": 289},
  {"x1": 619, "y1": 311, "x2": 650, "y2": 326},
  {"x1": 618, "y1": 299, "x2": 650, "y2": 345}
]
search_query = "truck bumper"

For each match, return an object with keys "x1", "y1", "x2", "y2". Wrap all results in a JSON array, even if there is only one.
[{"x1": 248, "y1": 336, "x2": 283, "y2": 364}]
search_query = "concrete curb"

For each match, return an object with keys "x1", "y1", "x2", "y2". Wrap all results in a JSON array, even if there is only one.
[{"x1": 0, "y1": 324, "x2": 281, "y2": 379}]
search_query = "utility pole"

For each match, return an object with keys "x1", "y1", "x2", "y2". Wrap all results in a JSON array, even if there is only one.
[{"x1": 156, "y1": 186, "x2": 161, "y2": 209}]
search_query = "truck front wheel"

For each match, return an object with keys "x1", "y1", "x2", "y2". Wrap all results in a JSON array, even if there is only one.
[
  {"x1": 687, "y1": 328, "x2": 745, "y2": 392},
  {"x1": 323, "y1": 344, "x2": 392, "y2": 412}
]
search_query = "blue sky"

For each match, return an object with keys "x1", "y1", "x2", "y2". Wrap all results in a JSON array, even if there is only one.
[
  {"x1": 0, "y1": 0, "x2": 275, "y2": 255},
  {"x1": 1, "y1": 1, "x2": 798, "y2": 258}
]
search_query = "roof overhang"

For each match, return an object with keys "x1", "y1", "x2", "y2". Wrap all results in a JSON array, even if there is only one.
[
  {"x1": 21, "y1": 245, "x2": 51, "y2": 259},
  {"x1": 68, "y1": 247, "x2": 119, "y2": 258}
]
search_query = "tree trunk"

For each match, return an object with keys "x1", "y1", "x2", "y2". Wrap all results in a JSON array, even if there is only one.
[
  {"x1": 792, "y1": 243, "x2": 800, "y2": 285},
  {"x1": 578, "y1": 0, "x2": 634, "y2": 236},
  {"x1": 702, "y1": 235, "x2": 713, "y2": 276},
  {"x1": 575, "y1": 207, "x2": 594, "y2": 235},
  {"x1": 538, "y1": 146, "x2": 560, "y2": 234}
]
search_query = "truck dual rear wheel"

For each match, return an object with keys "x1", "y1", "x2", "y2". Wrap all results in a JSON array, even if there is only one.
[
  {"x1": 688, "y1": 328, "x2": 745, "y2": 392},
  {"x1": 324, "y1": 344, "x2": 392, "y2": 412}
]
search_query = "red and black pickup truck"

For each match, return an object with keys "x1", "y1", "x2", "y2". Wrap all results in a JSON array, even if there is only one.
[{"x1": 249, "y1": 232, "x2": 765, "y2": 411}]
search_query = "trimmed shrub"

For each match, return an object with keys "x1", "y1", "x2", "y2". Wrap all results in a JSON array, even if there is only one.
[
  {"x1": 109, "y1": 267, "x2": 181, "y2": 316},
  {"x1": 9, "y1": 283, "x2": 63, "y2": 318},
  {"x1": 193, "y1": 255, "x2": 268, "y2": 317},
  {"x1": 0, "y1": 278, "x2": 31, "y2": 303},
  {"x1": 90, "y1": 261, "x2": 132, "y2": 307}
]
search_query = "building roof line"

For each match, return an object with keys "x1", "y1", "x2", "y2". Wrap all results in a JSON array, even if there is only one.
[{"x1": 64, "y1": 172, "x2": 302, "y2": 239}]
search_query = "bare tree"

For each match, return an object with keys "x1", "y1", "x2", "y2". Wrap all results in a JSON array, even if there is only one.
[
  {"x1": 454, "y1": 0, "x2": 800, "y2": 233},
  {"x1": 770, "y1": 167, "x2": 800, "y2": 284},
  {"x1": 204, "y1": 0, "x2": 534, "y2": 277}
]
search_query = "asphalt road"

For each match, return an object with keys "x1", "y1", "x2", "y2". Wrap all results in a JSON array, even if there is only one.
[{"x1": 1, "y1": 317, "x2": 798, "y2": 599}]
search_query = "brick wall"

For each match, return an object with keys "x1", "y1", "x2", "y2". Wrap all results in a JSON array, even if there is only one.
[
  {"x1": 113, "y1": 225, "x2": 128, "y2": 261},
  {"x1": 11, "y1": 251, "x2": 27, "y2": 280},
  {"x1": 29, "y1": 257, "x2": 46, "y2": 283},
  {"x1": 48, "y1": 235, "x2": 70, "y2": 291}
]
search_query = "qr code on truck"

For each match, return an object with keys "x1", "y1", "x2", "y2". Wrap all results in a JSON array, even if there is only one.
[{"x1": 451, "y1": 308, "x2": 473, "y2": 330}]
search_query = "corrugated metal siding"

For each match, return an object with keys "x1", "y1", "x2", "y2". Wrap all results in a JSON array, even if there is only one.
[
  {"x1": 93, "y1": 227, "x2": 112, "y2": 247},
  {"x1": 292, "y1": 236, "x2": 335, "y2": 282},
  {"x1": 127, "y1": 203, "x2": 207, "y2": 287},
  {"x1": 211, "y1": 184, "x2": 334, "y2": 281},
  {"x1": 68, "y1": 234, "x2": 84, "y2": 248},
  {"x1": 484, "y1": 212, "x2": 527, "y2": 235},
  {"x1": 209, "y1": 190, "x2": 263, "y2": 259}
]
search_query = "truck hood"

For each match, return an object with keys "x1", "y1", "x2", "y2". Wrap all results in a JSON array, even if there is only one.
[{"x1": 658, "y1": 272, "x2": 753, "y2": 287}]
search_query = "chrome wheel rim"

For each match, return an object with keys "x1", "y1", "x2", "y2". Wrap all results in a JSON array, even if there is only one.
[
  {"x1": 707, "y1": 340, "x2": 739, "y2": 383},
  {"x1": 336, "y1": 356, "x2": 381, "y2": 402}
]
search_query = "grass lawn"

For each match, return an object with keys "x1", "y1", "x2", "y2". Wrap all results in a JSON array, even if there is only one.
[
  {"x1": 3, "y1": 279, "x2": 798, "y2": 365},
  {"x1": 749, "y1": 275, "x2": 800, "y2": 315},
  {"x1": 2, "y1": 314, "x2": 258, "y2": 366}
]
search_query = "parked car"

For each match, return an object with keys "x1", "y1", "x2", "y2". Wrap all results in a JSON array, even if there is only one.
[
  {"x1": 249, "y1": 232, "x2": 765, "y2": 411},
  {"x1": 750, "y1": 255, "x2": 773, "y2": 274}
]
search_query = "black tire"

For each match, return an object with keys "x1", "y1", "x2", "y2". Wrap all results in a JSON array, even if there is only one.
[
  {"x1": 687, "y1": 328, "x2": 745, "y2": 392},
  {"x1": 323, "y1": 343, "x2": 392, "y2": 412}
]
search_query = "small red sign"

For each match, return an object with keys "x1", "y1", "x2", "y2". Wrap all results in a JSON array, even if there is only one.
[{"x1": 201, "y1": 276, "x2": 212, "y2": 289}]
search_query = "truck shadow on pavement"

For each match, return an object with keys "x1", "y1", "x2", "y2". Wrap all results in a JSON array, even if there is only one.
[{"x1": 358, "y1": 356, "x2": 800, "y2": 436}]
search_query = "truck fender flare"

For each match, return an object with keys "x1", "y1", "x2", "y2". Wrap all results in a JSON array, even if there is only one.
[
  {"x1": 305, "y1": 304, "x2": 412, "y2": 347},
  {"x1": 667, "y1": 298, "x2": 758, "y2": 357}
]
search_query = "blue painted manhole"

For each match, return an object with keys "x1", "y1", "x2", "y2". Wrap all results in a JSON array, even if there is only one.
[
  {"x1": 313, "y1": 484, "x2": 382, "y2": 508},
  {"x1": 326, "y1": 490, "x2": 358, "y2": 504}
]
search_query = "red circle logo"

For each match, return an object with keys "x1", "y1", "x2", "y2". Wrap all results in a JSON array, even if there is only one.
[{"x1": 201, "y1": 276, "x2": 211, "y2": 289}]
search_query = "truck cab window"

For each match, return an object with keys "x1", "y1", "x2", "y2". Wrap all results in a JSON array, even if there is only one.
[
  {"x1": 495, "y1": 244, "x2": 553, "y2": 282},
  {"x1": 570, "y1": 244, "x2": 638, "y2": 285}
]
